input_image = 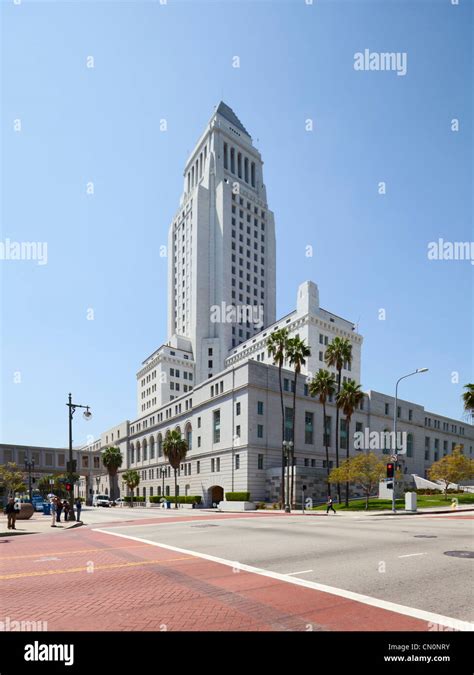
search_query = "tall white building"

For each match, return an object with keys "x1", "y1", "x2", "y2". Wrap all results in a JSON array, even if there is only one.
[{"x1": 137, "y1": 103, "x2": 276, "y2": 415}]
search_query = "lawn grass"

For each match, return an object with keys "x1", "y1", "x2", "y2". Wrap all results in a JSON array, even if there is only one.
[{"x1": 312, "y1": 492, "x2": 474, "y2": 511}]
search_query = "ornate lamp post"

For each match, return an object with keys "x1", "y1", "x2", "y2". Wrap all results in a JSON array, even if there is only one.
[
  {"x1": 66, "y1": 393, "x2": 92, "y2": 520},
  {"x1": 282, "y1": 440, "x2": 293, "y2": 513},
  {"x1": 24, "y1": 457, "x2": 35, "y2": 502}
]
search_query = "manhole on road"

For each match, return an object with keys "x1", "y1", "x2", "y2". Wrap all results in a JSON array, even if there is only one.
[
  {"x1": 414, "y1": 535, "x2": 437, "y2": 538},
  {"x1": 444, "y1": 550, "x2": 474, "y2": 559}
]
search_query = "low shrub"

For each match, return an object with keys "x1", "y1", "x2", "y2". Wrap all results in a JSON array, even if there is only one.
[
  {"x1": 225, "y1": 492, "x2": 250, "y2": 502},
  {"x1": 124, "y1": 496, "x2": 145, "y2": 503},
  {"x1": 149, "y1": 495, "x2": 202, "y2": 504}
]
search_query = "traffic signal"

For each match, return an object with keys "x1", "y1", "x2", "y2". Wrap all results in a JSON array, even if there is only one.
[
  {"x1": 65, "y1": 482, "x2": 72, "y2": 492},
  {"x1": 386, "y1": 463, "x2": 395, "y2": 479}
]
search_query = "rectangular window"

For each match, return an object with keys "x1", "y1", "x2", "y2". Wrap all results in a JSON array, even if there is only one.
[
  {"x1": 197, "y1": 460, "x2": 200, "y2": 474},
  {"x1": 305, "y1": 412, "x2": 314, "y2": 445},
  {"x1": 385, "y1": 403, "x2": 390, "y2": 415},
  {"x1": 324, "y1": 416, "x2": 331, "y2": 447},
  {"x1": 340, "y1": 419, "x2": 348, "y2": 450},
  {"x1": 284, "y1": 407, "x2": 293, "y2": 442},
  {"x1": 198, "y1": 416, "x2": 201, "y2": 428},
  {"x1": 236, "y1": 401, "x2": 241, "y2": 415},
  {"x1": 197, "y1": 436, "x2": 201, "y2": 448},
  {"x1": 216, "y1": 458, "x2": 220, "y2": 472},
  {"x1": 257, "y1": 424, "x2": 264, "y2": 438},
  {"x1": 236, "y1": 425, "x2": 241, "y2": 438},
  {"x1": 211, "y1": 458, "x2": 215, "y2": 473},
  {"x1": 257, "y1": 401, "x2": 264, "y2": 415},
  {"x1": 408, "y1": 409, "x2": 413, "y2": 421},
  {"x1": 213, "y1": 410, "x2": 221, "y2": 443},
  {"x1": 235, "y1": 454, "x2": 240, "y2": 470},
  {"x1": 258, "y1": 454, "x2": 264, "y2": 470},
  {"x1": 284, "y1": 378, "x2": 290, "y2": 392}
]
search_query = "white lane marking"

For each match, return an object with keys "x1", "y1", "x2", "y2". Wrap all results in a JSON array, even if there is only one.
[
  {"x1": 93, "y1": 527, "x2": 473, "y2": 632},
  {"x1": 398, "y1": 553, "x2": 427, "y2": 558},
  {"x1": 286, "y1": 569, "x2": 313, "y2": 576},
  {"x1": 34, "y1": 557, "x2": 61, "y2": 562},
  {"x1": 92, "y1": 515, "x2": 274, "y2": 530}
]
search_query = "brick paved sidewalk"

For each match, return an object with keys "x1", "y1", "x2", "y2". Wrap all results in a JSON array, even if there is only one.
[{"x1": 0, "y1": 525, "x2": 448, "y2": 632}]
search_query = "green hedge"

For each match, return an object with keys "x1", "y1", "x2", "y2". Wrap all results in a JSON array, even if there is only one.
[
  {"x1": 414, "y1": 488, "x2": 460, "y2": 495},
  {"x1": 124, "y1": 496, "x2": 145, "y2": 502},
  {"x1": 149, "y1": 495, "x2": 202, "y2": 504},
  {"x1": 225, "y1": 492, "x2": 250, "y2": 501}
]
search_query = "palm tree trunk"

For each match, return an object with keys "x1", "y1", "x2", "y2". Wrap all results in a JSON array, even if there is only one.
[
  {"x1": 291, "y1": 371, "x2": 297, "y2": 510},
  {"x1": 279, "y1": 362, "x2": 285, "y2": 510},
  {"x1": 174, "y1": 468, "x2": 178, "y2": 509},
  {"x1": 335, "y1": 369, "x2": 342, "y2": 503},
  {"x1": 345, "y1": 416, "x2": 350, "y2": 508},
  {"x1": 323, "y1": 401, "x2": 330, "y2": 497},
  {"x1": 130, "y1": 489, "x2": 134, "y2": 508}
]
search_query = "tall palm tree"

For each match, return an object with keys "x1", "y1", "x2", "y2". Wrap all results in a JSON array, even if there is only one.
[
  {"x1": 309, "y1": 369, "x2": 336, "y2": 496},
  {"x1": 122, "y1": 470, "x2": 140, "y2": 508},
  {"x1": 325, "y1": 336, "x2": 353, "y2": 503},
  {"x1": 462, "y1": 384, "x2": 474, "y2": 421},
  {"x1": 267, "y1": 328, "x2": 290, "y2": 508},
  {"x1": 286, "y1": 336, "x2": 311, "y2": 508},
  {"x1": 336, "y1": 380, "x2": 364, "y2": 507},
  {"x1": 102, "y1": 446, "x2": 123, "y2": 503},
  {"x1": 163, "y1": 430, "x2": 189, "y2": 508}
]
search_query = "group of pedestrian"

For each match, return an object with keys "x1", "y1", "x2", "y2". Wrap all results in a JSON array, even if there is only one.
[
  {"x1": 5, "y1": 497, "x2": 21, "y2": 530},
  {"x1": 50, "y1": 497, "x2": 82, "y2": 527}
]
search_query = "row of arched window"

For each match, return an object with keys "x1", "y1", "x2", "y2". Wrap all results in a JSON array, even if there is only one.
[{"x1": 129, "y1": 424, "x2": 193, "y2": 465}]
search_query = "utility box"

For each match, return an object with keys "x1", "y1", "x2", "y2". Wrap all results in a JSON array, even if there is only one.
[{"x1": 405, "y1": 492, "x2": 417, "y2": 512}]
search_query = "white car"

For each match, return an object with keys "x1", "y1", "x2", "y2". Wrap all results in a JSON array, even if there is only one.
[
  {"x1": 92, "y1": 495, "x2": 111, "y2": 507},
  {"x1": 113, "y1": 498, "x2": 126, "y2": 506}
]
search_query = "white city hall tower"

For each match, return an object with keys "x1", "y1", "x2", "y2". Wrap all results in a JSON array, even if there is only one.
[{"x1": 167, "y1": 102, "x2": 276, "y2": 384}]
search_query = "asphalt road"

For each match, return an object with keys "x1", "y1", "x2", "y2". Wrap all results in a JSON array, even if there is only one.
[{"x1": 95, "y1": 512, "x2": 474, "y2": 622}]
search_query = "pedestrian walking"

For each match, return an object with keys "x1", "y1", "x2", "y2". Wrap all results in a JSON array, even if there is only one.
[
  {"x1": 56, "y1": 499, "x2": 63, "y2": 523},
  {"x1": 5, "y1": 497, "x2": 17, "y2": 530},
  {"x1": 63, "y1": 500, "x2": 70, "y2": 522},
  {"x1": 75, "y1": 498, "x2": 82, "y2": 522},
  {"x1": 51, "y1": 497, "x2": 57, "y2": 527},
  {"x1": 326, "y1": 495, "x2": 336, "y2": 514}
]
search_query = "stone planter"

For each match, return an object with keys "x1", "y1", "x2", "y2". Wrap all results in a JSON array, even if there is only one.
[
  {"x1": 16, "y1": 503, "x2": 34, "y2": 520},
  {"x1": 218, "y1": 501, "x2": 256, "y2": 512}
]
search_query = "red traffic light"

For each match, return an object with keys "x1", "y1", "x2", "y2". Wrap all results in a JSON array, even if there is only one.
[
  {"x1": 65, "y1": 483, "x2": 72, "y2": 492},
  {"x1": 386, "y1": 463, "x2": 395, "y2": 479}
]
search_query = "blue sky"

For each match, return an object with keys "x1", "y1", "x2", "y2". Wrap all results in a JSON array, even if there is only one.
[{"x1": 1, "y1": 0, "x2": 472, "y2": 448}]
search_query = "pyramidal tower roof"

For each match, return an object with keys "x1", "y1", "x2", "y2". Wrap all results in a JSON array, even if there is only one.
[{"x1": 215, "y1": 101, "x2": 250, "y2": 136}]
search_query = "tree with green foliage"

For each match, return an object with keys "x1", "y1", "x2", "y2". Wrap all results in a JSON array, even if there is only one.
[
  {"x1": 336, "y1": 379, "x2": 364, "y2": 507},
  {"x1": 121, "y1": 470, "x2": 140, "y2": 507},
  {"x1": 428, "y1": 447, "x2": 474, "y2": 500},
  {"x1": 309, "y1": 369, "x2": 336, "y2": 496},
  {"x1": 0, "y1": 462, "x2": 26, "y2": 497},
  {"x1": 163, "y1": 430, "x2": 189, "y2": 508},
  {"x1": 286, "y1": 336, "x2": 311, "y2": 508},
  {"x1": 329, "y1": 453, "x2": 386, "y2": 510},
  {"x1": 267, "y1": 328, "x2": 290, "y2": 508},
  {"x1": 462, "y1": 384, "x2": 474, "y2": 421},
  {"x1": 325, "y1": 336, "x2": 353, "y2": 502},
  {"x1": 102, "y1": 446, "x2": 123, "y2": 502}
]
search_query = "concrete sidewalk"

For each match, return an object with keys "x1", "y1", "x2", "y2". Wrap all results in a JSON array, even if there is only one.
[{"x1": 0, "y1": 514, "x2": 83, "y2": 537}]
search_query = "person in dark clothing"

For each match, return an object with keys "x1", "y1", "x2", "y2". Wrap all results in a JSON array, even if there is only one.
[
  {"x1": 326, "y1": 495, "x2": 336, "y2": 514},
  {"x1": 56, "y1": 499, "x2": 63, "y2": 523},
  {"x1": 5, "y1": 498, "x2": 17, "y2": 530},
  {"x1": 75, "y1": 499, "x2": 82, "y2": 522},
  {"x1": 63, "y1": 500, "x2": 70, "y2": 522}
]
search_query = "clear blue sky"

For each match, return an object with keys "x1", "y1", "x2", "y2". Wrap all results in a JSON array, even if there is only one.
[{"x1": 1, "y1": 0, "x2": 472, "y2": 448}]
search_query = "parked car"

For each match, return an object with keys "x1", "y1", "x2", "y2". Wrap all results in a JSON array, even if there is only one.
[
  {"x1": 92, "y1": 495, "x2": 111, "y2": 507},
  {"x1": 113, "y1": 498, "x2": 126, "y2": 506}
]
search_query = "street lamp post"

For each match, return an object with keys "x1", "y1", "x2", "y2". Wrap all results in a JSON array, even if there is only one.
[
  {"x1": 161, "y1": 467, "x2": 165, "y2": 497},
  {"x1": 66, "y1": 393, "x2": 92, "y2": 520},
  {"x1": 24, "y1": 458, "x2": 35, "y2": 502},
  {"x1": 282, "y1": 440, "x2": 293, "y2": 513},
  {"x1": 392, "y1": 368, "x2": 429, "y2": 513}
]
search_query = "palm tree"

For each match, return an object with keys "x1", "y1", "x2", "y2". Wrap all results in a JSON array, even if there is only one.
[
  {"x1": 122, "y1": 470, "x2": 140, "y2": 507},
  {"x1": 309, "y1": 369, "x2": 336, "y2": 496},
  {"x1": 325, "y1": 336, "x2": 353, "y2": 502},
  {"x1": 267, "y1": 328, "x2": 290, "y2": 508},
  {"x1": 336, "y1": 380, "x2": 364, "y2": 507},
  {"x1": 102, "y1": 446, "x2": 123, "y2": 502},
  {"x1": 163, "y1": 430, "x2": 189, "y2": 508},
  {"x1": 286, "y1": 336, "x2": 311, "y2": 508},
  {"x1": 462, "y1": 384, "x2": 474, "y2": 421}
]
